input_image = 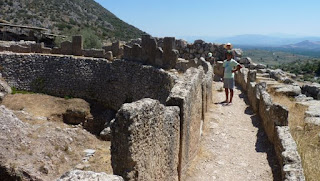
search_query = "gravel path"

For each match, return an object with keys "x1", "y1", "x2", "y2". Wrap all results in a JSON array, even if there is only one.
[{"x1": 186, "y1": 81, "x2": 281, "y2": 181}]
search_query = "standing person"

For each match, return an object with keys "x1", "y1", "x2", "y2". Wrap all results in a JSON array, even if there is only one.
[
  {"x1": 223, "y1": 50, "x2": 242, "y2": 104},
  {"x1": 224, "y1": 42, "x2": 236, "y2": 59},
  {"x1": 207, "y1": 52, "x2": 215, "y2": 64}
]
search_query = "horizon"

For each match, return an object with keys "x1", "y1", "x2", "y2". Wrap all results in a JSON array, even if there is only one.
[{"x1": 95, "y1": 0, "x2": 320, "y2": 39}]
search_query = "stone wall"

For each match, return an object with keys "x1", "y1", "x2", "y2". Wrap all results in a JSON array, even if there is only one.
[
  {"x1": 166, "y1": 68, "x2": 204, "y2": 179},
  {"x1": 0, "y1": 36, "x2": 117, "y2": 60},
  {"x1": 0, "y1": 53, "x2": 175, "y2": 111},
  {"x1": 214, "y1": 63, "x2": 305, "y2": 180},
  {"x1": 0, "y1": 50, "x2": 213, "y2": 181},
  {"x1": 123, "y1": 35, "x2": 179, "y2": 69},
  {"x1": 111, "y1": 98, "x2": 180, "y2": 181}
]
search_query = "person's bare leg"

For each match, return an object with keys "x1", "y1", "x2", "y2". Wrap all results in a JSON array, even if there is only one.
[
  {"x1": 224, "y1": 88, "x2": 228, "y2": 102},
  {"x1": 229, "y1": 89, "x2": 234, "y2": 103}
]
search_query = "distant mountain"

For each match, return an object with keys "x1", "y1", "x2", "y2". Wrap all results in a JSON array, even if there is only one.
[
  {"x1": 282, "y1": 40, "x2": 320, "y2": 50},
  {"x1": 0, "y1": 0, "x2": 144, "y2": 47},
  {"x1": 213, "y1": 34, "x2": 320, "y2": 46}
]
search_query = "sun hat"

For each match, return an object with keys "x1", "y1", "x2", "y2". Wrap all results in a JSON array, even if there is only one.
[
  {"x1": 223, "y1": 42, "x2": 233, "y2": 49},
  {"x1": 208, "y1": 52, "x2": 212, "y2": 57}
]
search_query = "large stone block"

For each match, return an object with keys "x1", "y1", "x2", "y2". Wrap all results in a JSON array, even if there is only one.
[
  {"x1": 111, "y1": 98, "x2": 180, "y2": 181},
  {"x1": 259, "y1": 89, "x2": 288, "y2": 143},
  {"x1": 72, "y1": 35, "x2": 83, "y2": 56},
  {"x1": 235, "y1": 68, "x2": 248, "y2": 91},
  {"x1": 271, "y1": 84, "x2": 301, "y2": 97},
  {"x1": 163, "y1": 37, "x2": 178, "y2": 69},
  {"x1": 248, "y1": 70, "x2": 257, "y2": 82},
  {"x1": 41, "y1": 47, "x2": 52, "y2": 54},
  {"x1": 9, "y1": 45, "x2": 31, "y2": 53},
  {"x1": 31, "y1": 43, "x2": 44, "y2": 53},
  {"x1": 60, "y1": 41, "x2": 73, "y2": 55},
  {"x1": 166, "y1": 68, "x2": 203, "y2": 180},
  {"x1": 259, "y1": 90, "x2": 274, "y2": 143},
  {"x1": 112, "y1": 41, "x2": 121, "y2": 57},
  {"x1": 105, "y1": 51, "x2": 113, "y2": 61},
  {"x1": 214, "y1": 61, "x2": 224, "y2": 76},
  {"x1": 302, "y1": 83, "x2": 320, "y2": 100},
  {"x1": 141, "y1": 34, "x2": 157, "y2": 64},
  {"x1": 274, "y1": 126, "x2": 305, "y2": 181},
  {"x1": 82, "y1": 49, "x2": 105, "y2": 58},
  {"x1": 247, "y1": 82, "x2": 259, "y2": 113}
]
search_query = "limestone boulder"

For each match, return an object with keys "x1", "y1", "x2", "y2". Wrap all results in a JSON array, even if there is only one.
[
  {"x1": 274, "y1": 126, "x2": 305, "y2": 181},
  {"x1": 302, "y1": 83, "x2": 320, "y2": 100},
  {"x1": 239, "y1": 57, "x2": 252, "y2": 64},
  {"x1": 233, "y1": 48, "x2": 243, "y2": 57},
  {"x1": 249, "y1": 63, "x2": 257, "y2": 69},
  {"x1": 271, "y1": 84, "x2": 301, "y2": 97},
  {"x1": 0, "y1": 78, "x2": 12, "y2": 101},
  {"x1": 294, "y1": 94, "x2": 313, "y2": 102},
  {"x1": 256, "y1": 64, "x2": 267, "y2": 69},
  {"x1": 100, "y1": 119, "x2": 115, "y2": 141},
  {"x1": 112, "y1": 98, "x2": 180, "y2": 181},
  {"x1": 105, "y1": 51, "x2": 113, "y2": 61},
  {"x1": 248, "y1": 70, "x2": 257, "y2": 82}
]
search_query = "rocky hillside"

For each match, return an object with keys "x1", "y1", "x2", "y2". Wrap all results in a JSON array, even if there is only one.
[{"x1": 0, "y1": 0, "x2": 144, "y2": 47}]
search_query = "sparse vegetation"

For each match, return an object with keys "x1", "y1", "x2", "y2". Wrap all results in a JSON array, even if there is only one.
[
  {"x1": 242, "y1": 49, "x2": 311, "y2": 67},
  {"x1": 275, "y1": 59, "x2": 320, "y2": 83},
  {"x1": 11, "y1": 87, "x2": 34, "y2": 94},
  {"x1": 243, "y1": 49, "x2": 320, "y2": 83},
  {"x1": 0, "y1": 0, "x2": 145, "y2": 48},
  {"x1": 270, "y1": 92, "x2": 320, "y2": 181}
]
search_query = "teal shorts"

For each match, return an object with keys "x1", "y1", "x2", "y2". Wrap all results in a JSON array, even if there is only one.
[{"x1": 223, "y1": 78, "x2": 234, "y2": 89}]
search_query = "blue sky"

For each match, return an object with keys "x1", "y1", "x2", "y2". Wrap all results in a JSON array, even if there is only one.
[{"x1": 95, "y1": 0, "x2": 320, "y2": 38}]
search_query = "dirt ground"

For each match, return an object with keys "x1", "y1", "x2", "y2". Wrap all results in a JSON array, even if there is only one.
[
  {"x1": 0, "y1": 93, "x2": 112, "y2": 180},
  {"x1": 186, "y1": 81, "x2": 281, "y2": 181}
]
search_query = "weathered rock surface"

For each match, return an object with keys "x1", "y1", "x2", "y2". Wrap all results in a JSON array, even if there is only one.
[
  {"x1": 0, "y1": 53, "x2": 176, "y2": 111},
  {"x1": 274, "y1": 126, "x2": 305, "y2": 181},
  {"x1": 271, "y1": 84, "x2": 301, "y2": 97},
  {"x1": 0, "y1": 77, "x2": 12, "y2": 101},
  {"x1": 166, "y1": 68, "x2": 204, "y2": 179},
  {"x1": 57, "y1": 170, "x2": 123, "y2": 181},
  {"x1": 269, "y1": 69, "x2": 294, "y2": 84},
  {"x1": 0, "y1": 101, "x2": 112, "y2": 181},
  {"x1": 302, "y1": 83, "x2": 320, "y2": 100},
  {"x1": 111, "y1": 98, "x2": 180, "y2": 181}
]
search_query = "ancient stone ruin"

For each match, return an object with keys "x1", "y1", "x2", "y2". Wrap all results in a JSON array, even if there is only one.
[
  {"x1": 1, "y1": 33, "x2": 318, "y2": 180},
  {"x1": 0, "y1": 34, "x2": 213, "y2": 180}
]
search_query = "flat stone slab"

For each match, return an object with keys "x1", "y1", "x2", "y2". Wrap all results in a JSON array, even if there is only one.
[
  {"x1": 271, "y1": 84, "x2": 301, "y2": 96},
  {"x1": 295, "y1": 94, "x2": 314, "y2": 102},
  {"x1": 305, "y1": 117, "x2": 320, "y2": 126},
  {"x1": 257, "y1": 73, "x2": 270, "y2": 78},
  {"x1": 297, "y1": 100, "x2": 320, "y2": 117}
]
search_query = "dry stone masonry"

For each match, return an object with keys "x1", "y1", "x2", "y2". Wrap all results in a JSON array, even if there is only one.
[
  {"x1": 214, "y1": 63, "x2": 306, "y2": 180},
  {"x1": 0, "y1": 34, "x2": 213, "y2": 181},
  {"x1": 1, "y1": 34, "x2": 317, "y2": 181}
]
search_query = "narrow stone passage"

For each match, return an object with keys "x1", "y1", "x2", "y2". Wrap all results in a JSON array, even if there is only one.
[{"x1": 186, "y1": 81, "x2": 281, "y2": 181}]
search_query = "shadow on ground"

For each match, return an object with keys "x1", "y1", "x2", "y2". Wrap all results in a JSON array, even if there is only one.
[{"x1": 238, "y1": 85, "x2": 282, "y2": 181}]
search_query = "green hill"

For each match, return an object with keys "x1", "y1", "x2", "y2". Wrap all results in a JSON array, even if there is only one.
[{"x1": 0, "y1": 0, "x2": 144, "y2": 48}]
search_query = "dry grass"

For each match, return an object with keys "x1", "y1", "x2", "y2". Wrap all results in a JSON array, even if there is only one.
[
  {"x1": 0, "y1": 93, "x2": 113, "y2": 179},
  {"x1": 270, "y1": 93, "x2": 320, "y2": 181}
]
